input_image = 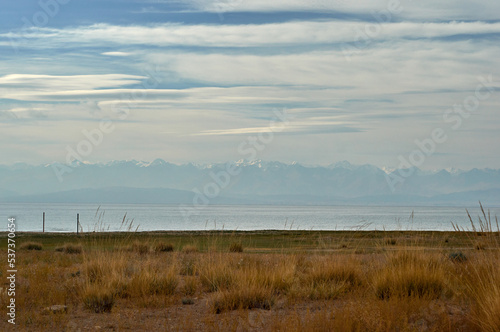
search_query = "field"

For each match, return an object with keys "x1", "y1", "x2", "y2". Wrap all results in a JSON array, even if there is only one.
[{"x1": 1, "y1": 223, "x2": 499, "y2": 331}]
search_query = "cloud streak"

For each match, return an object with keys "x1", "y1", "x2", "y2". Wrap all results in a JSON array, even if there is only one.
[
  {"x1": 185, "y1": 0, "x2": 500, "y2": 21},
  {"x1": 3, "y1": 21, "x2": 500, "y2": 49}
]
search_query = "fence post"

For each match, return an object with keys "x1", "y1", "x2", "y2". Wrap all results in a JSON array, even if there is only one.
[
  {"x1": 43, "y1": 212, "x2": 45, "y2": 232},
  {"x1": 77, "y1": 213, "x2": 79, "y2": 235}
]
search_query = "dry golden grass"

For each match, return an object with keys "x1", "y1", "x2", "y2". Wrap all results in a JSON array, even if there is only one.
[
  {"x1": 182, "y1": 244, "x2": 199, "y2": 253},
  {"x1": 228, "y1": 242, "x2": 244, "y2": 252},
  {"x1": 182, "y1": 276, "x2": 199, "y2": 296},
  {"x1": 82, "y1": 283, "x2": 115, "y2": 313},
  {"x1": 55, "y1": 243, "x2": 83, "y2": 254},
  {"x1": 130, "y1": 241, "x2": 150, "y2": 254},
  {"x1": 374, "y1": 251, "x2": 446, "y2": 300},
  {"x1": 1, "y1": 207, "x2": 499, "y2": 331},
  {"x1": 153, "y1": 242, "x2": 174, "y2": 252},
  {"x1": 19, "y1": 241, "x2": 43, "y2": 250},
  {"x1": 211, "y1": 284, "x2": 274, "y2": 313},
  {"x1": 467, "y1": 255, "x2": 500, "y2": 332}
]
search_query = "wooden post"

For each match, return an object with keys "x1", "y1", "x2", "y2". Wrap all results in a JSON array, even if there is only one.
[
  {"x1": 77, "y1": 213, "x2": 79, "y2": 235},
  {"x1": 43, "y1": 212, "x2": 45, "y2": 233}
]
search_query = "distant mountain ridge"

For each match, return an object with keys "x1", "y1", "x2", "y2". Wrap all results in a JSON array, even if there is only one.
[{"x1": 1, "y1": 160, "x2": 499, "y2": 206}]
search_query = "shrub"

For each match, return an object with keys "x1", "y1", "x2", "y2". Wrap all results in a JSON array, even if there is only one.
[
  {"x1": 154, "y1": 242, "x2": 174, "y2": 252},
  {"x1": 20, "y1": 242, "x2": 43, "y2": 250},
  {"x1": 229, "y1": 242, "x2": 243, "y2": 253}
]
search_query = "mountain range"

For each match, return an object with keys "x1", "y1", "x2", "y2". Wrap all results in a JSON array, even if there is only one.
[{"x1": 1, "y1": 160, "x2": 499, "y2": 206}]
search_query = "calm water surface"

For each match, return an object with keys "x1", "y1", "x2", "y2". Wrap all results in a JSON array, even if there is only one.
[{"x1": 1, "y1": 203, "x2": 498, "y2": 232}]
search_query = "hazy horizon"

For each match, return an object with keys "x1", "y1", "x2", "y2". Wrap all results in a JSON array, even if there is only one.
[{"x1": 1, "y1": 158, "x2": 500, "y2": 173}]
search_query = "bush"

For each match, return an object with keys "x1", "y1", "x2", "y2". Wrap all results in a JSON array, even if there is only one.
[
  {"x1": 229, "y1": 242, "x2": 243, "y2": 253},
  {"x1": 154, "y1": 242, "x2": 174, "y2": 252},
  {"x1": 20, "y1": 242, "x2": 43, "y2": 250}
]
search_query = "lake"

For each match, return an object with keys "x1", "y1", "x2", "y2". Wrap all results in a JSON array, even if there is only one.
[{"x1": 1, "y1": 203, "x2": 498, "y2": 232}]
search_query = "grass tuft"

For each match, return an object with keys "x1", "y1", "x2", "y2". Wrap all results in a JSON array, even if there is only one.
[
  {"x1": 374, "y1": 252, "x2": 445, "y2": 300},
  {"x1": 82, "y1": 284, "x2": 115, "y2": 313},
  {"x1": 154, "y1": 242, "x2": 174, "y2": 252},
  {"x1": 131, "y1": 241, "x2": 150, "y2": 254},
  {"x1": 55, "y1": 243, "x2": 83, "y2": 254},
  {"x1": 229, "y1": 242, "x2": 244, "y2": 253},
  {"x1": 211, "y1": 285, "x2": 274, "y2": 313},
  {"x1": 182, "y1": 245, "x2": 198, "y2": 253},
  {"x1": 20, "y1": 241, "x2": 43, "y2": 250}
]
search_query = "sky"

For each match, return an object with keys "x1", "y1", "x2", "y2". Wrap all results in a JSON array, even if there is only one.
[{"x1": 1, "y1": 0, "x2": 500, "y2": 170}]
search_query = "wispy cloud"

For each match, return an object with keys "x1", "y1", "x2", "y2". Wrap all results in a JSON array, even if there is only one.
[
  {"x1": 3, "y1": 21, "x2": 500, "y2": 49},
  {"x1": 101, "y1": 52, "x2": 133, "y2": 57},
  {"x1": 184, "y1": 0, "x2": 500, "y2": 21},
  {"x1": 1, "y1": 1, "x2": 500, "y2": 168},
  {"x1": 0, "y1": 74, "x2": 145, "y2": 91}
]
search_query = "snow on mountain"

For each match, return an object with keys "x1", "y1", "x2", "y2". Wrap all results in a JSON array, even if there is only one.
[{"x1": 0, "y1": 160, "x2": 499, "y2": 205}]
